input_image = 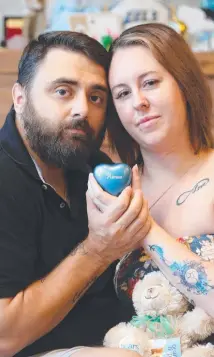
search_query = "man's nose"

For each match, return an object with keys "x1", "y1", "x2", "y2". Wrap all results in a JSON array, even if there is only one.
[
  {"x1": 71, "y1": 92, "x2": 89, "y2": 119},
  {"x1": 133, "y1": 90, "x2": 150, "y2": 111}
]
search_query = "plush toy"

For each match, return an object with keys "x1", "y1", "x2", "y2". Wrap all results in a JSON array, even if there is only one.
[{"x1": 103, "y1": 271, "x2": 214, "y2": 356}]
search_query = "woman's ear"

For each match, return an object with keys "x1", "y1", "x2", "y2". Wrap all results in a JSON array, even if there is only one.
[{"x1": 12, "y1": 82, "x2": 26, "y2": 115}]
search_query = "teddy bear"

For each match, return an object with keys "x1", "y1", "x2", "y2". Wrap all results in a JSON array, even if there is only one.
[{"x1": 103, "y1": 271, "x2": 214, "y2": 357}]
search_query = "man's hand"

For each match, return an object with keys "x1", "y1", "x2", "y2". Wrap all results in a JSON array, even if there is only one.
[{"x1": 85, "y1": 165, "x2": 151, "y2": 264}]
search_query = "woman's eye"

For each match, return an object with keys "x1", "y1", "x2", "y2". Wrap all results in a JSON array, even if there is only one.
[
  {"x1": 115, "y1": 90, "x2": 130, "y2": 100},
  {"x1": 143, "y1": 79, "x2": 159, "y2": 88}
]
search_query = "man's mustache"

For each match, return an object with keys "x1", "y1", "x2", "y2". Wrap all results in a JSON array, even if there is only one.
[{"x1": 62, "y1": 119, "x2": 94, "y2": 136}]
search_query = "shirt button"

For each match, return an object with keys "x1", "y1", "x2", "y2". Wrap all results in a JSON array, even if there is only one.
[
  {"x1": 60, "y1": 202, "x2": 66, "y2": 208},
  {"x1": 42, "y1": 184, "x2": 48, "y2": 190}
]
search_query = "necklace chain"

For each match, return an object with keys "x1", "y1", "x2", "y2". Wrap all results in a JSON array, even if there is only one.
[{"x1": 147, "y1": 159, "x2": 202, "y2": 210}]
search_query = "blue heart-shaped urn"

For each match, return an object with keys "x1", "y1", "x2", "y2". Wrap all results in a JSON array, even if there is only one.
[{"x1": 93, "y1": 163, "x2": 132, "y2": 196}]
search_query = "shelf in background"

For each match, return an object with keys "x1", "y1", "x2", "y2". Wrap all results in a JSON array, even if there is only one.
[
  {"x1": 195, "y1": 51, "x2": 214, "y2": 77},
  {"x1": 1, "y1": 49, "x2": 214, "y2": 75}
]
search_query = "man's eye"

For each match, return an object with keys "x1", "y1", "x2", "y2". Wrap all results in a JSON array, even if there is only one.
[
  {"x1": 91, "y1": 95, "x2": 102, "y2": 104},
  {"x1": 56, "y1": 88, "x2": 69, "y2": 97}
]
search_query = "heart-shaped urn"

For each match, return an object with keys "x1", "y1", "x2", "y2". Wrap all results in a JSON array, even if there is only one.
[{"x1": 93, "y1": 164, "x2": 132, "y2": 196}]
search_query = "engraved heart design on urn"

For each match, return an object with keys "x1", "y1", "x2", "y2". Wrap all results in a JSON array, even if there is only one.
[{"x1": 93, "y1": 164, "x2": 132, "y2": 196}]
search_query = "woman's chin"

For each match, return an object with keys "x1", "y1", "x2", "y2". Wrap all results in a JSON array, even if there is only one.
[{"x1": 138, "y1": 133, "x2": 169, "y2": 152}]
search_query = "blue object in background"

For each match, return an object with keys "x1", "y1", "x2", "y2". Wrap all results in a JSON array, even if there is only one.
[
  {"x1": 201, "y1": 0, "x2": 214, "y2": 10},
  {"x1": 45, "y1": 0, "x2": 123, "y2": 33},
  {"x1": 94, "y1": 163, "x2": 132, "y2": 196},
  {"x1": 46, "y1": 0, "x2": 100, "y2": 32}
]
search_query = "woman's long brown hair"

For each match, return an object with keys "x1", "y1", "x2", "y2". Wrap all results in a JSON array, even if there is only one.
[{"x1": 107, "y1": 23, "x2": 213, "y2": 166}]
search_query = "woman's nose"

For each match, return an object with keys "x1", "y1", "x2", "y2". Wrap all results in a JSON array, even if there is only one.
[{"x1": 133, "y1": 91, "x2": 150, "y2": 111}]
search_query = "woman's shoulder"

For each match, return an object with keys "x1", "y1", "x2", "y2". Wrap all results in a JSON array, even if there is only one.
[
  {"x1": 196, "y1": 149, "x2": 214, "y2": 182},
  {"x1": 203, "y1": 149, "x2": 214, "y2": 167}
]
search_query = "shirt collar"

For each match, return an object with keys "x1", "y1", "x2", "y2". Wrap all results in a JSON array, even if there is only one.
[
  {"x1": 0, "y1": 107, "x2": 41, "y2": 181},
  {"x1": 0, "y1": 107, "x2": 92, "y2": 179}
]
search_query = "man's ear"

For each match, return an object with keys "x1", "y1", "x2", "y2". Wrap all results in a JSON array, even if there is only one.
[{"x1": 12, "y1": 82, "x2": 26, "y2": 115}]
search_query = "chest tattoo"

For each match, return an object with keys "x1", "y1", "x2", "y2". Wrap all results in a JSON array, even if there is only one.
[{"x1": 176, "y1": 178, "x2": 210, "y2": 206}]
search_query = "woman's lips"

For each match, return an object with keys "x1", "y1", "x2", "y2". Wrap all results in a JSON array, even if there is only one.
[{"x1": 137, "y1": 115, "x2": 160, "y2": 125}]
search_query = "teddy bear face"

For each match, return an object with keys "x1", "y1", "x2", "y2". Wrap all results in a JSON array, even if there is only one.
[{"x1": 132, "y1": 271, "x2": 189, "y2": 317}]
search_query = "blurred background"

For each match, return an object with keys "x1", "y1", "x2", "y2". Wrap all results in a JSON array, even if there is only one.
[{"x1": 0, "y1": 0, "x2": 214, "y2": 160}]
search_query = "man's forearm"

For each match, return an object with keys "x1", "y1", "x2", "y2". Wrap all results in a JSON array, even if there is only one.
[{"x1": 0, "y1": 240, "x2": 109, "y2": 356}]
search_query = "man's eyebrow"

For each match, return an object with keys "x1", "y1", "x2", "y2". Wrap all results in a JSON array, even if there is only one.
[
  {"x1": 47, "y1": 78, "x2": 108, "y2": 94},
  {"x1": 91, "y1": 84, "x2": 108, "y2": 94},
  {"x1": 47, "y1": 78, "x2": 78, "y2": 88}
]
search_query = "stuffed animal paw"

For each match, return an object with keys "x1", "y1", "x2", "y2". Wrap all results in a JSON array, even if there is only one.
[
  {"x1": 182, "y1": 343, "x2": 214, "y2": 357},
  {"x1": 103, "y1": 322, "x2": 150, "y2": 356}
]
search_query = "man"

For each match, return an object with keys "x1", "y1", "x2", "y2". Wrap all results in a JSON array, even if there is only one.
[{"x1": 0, "y1": 31, "x2": 150, "y2": 357}]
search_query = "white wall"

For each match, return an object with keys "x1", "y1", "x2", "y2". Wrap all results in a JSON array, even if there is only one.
[
  {"x1": 169, "y1": 0, "x2": 200, "y2": 5},
  {"x1": 0, "y1": 0, "x2": 26, "y2": 43},
  {"x1": 0, "y1": 0, "x2": 25, "y2": 14}
]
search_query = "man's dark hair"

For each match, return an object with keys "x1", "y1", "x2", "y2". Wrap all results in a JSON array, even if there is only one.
[{"x1": 17, "y1": 31, "x2": 110, "y2": 89}]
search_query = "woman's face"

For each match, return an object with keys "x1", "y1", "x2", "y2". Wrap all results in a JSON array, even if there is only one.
[{"x1": 109, "y1": 46, "x2": 187, "y2": 151}]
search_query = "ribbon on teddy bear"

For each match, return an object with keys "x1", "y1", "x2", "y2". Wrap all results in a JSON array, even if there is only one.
[{"x1": 130, "y1": 315, "x2": 175, "y2": 337}]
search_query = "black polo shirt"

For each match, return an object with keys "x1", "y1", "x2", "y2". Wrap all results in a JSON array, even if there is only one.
[{"x1": 0, "y1": 108, "x2": 133, "y2": 357}]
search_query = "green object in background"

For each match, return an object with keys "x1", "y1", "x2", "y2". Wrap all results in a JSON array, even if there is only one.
[{"x1": 101, "y1": 34, "x2": 113, "y2": 51}]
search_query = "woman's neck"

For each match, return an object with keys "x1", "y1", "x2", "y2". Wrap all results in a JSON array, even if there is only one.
[{"x1": 141, "y1": 141, "x2": 206, "y2": 184}]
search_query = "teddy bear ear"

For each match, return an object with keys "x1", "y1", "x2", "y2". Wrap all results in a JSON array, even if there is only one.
[
  {"x1": 132, "y1": 278, "x2": 144, "y2": 296},
  {"x1": 132, "y1": 279, "x2": 145, "y2": 307},
  {"x1": 138, "y1": 271, "x2": 168, "y2": 287}
]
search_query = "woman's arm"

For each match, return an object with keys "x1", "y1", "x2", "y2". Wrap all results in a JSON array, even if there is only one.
[
  {"x1": 87, "y1": 167, "x2": 214, "y2": 315},
  {"x1": 143, "y1": 221, "x2": 214, "y2": 317}
]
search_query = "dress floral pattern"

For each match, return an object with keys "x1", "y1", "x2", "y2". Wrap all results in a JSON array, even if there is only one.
[{"x1": 114, "y1": 234, "x2": 214, "y2": 304}]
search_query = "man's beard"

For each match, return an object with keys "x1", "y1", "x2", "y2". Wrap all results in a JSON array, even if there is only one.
[{"x1": 20, "y1": 98, "x2": 105, "y2": 170}]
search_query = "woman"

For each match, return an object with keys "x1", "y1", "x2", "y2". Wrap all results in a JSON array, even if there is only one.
[{"x1": 88, "y1": 23, "x2": 214, "y2": 354}]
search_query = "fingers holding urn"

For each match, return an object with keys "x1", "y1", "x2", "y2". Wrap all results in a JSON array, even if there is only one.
[
  {"x1": 115, "y1": 189, "x2": 144, "y2": 229},
  {"x1": 87, "y1": 173, "x2": 118, "y2": 212},
  {"x1": 125, "y1": 199, "x2": 150, "y2": 236}
]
